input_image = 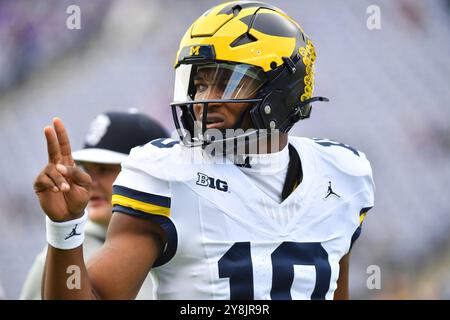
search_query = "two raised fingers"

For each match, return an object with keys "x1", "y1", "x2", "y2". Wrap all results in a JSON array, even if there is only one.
[
  {"x1": 45, "y1": 118, "x2": 75, "y2": 166},
  {"x1": 35, "y1": 118, "x2": 81, "y2": 194}
]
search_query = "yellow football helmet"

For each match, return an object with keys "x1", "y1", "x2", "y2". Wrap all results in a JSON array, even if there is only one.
[{"x1": 171, "y1": 1, "x2": 328, "y2": 147}]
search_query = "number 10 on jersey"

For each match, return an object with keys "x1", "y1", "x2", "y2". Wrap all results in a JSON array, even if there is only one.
[{"x1": 218, "y1": 242, "x2": 332, "y2": 300}]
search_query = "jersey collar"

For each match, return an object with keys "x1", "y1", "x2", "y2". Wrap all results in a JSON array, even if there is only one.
[{"x1": 233, "y1": 144, "x2": 290, "y2": 175}]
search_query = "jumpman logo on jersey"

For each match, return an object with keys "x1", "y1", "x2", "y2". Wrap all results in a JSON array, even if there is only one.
[
  {"x1": 64, "y1": 224, "x2": 81, "y2": 240},
  {"x1": 324, "y1": 181, "x2": 340, "y2": 200}
]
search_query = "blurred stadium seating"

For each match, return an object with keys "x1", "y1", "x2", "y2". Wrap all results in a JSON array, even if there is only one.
[{"x1": 0, "y1": 0, "x2": 449, "y2": 299}]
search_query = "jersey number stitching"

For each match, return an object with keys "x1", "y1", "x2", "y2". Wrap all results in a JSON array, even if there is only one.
[
  {"x1": 314, "y1": 138, "x2": 360, "y2": 157},
  {"x1": 150, "y1": 138, "x2": 179, "y2": 148},
  {"x1": 218, "y1": 241, "x2": 331, "y2": 300}
]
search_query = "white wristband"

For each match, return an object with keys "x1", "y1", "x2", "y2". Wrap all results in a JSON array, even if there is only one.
[{"x1": 46, "y1": 210, "x2": 88, "y2": 250}]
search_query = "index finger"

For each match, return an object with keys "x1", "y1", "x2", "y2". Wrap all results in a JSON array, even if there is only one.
[
  {"x1": 44, "y1": 126, "x2": 61, "y2": 164},
  {"x1": 53, "y1": 117, "x2": 75, "y2": 166}
]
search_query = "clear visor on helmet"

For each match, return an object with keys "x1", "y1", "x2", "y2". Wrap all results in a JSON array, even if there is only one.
[{"x1": 173, "y1": 63, "x2": 267, "y2": 103}]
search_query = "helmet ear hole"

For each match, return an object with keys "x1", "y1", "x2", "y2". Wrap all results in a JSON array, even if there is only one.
[{"x1": 270, "y1": 62, "x2": 278, "y2": 70}]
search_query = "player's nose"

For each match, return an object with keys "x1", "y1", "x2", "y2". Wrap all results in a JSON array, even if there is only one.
[{"x1": 207, "y1": 103, "x2": 224, "y2": 113}]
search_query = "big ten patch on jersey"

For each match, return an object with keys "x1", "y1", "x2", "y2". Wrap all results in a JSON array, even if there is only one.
[{"x1": 196, "y1": 172, "x2": 229, "y2": 192}]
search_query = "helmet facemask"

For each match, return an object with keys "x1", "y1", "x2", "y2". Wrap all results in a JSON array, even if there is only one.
[{"x1": 171, "y1": 62, "x2": 270, "y2": 155}]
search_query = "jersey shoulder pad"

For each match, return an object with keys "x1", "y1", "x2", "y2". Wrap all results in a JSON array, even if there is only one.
[
  {"x1": 294, "y1": 137, "x2": 373, "y2": 177},
  {"x1": 121, "y1": 138, "x2": 198, "y2": 182},
  {"x1": 293, "y1": 137, "x2": 375, "y2": 207}
]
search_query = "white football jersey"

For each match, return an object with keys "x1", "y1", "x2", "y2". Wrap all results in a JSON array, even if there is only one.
[{"x1": 112, "y1": 136, "x2": 374, "y2": 300}]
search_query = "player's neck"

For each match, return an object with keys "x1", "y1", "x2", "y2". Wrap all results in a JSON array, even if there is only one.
[
  {"x1": 235, "y1": 142, "x2": 290, "y2": 174},
  {"x1": 260, "y1": 133, "x2": 288, "y2": 154},
  {"x1": 230, "y1": 133, "x2": 289, "y2": 172}
]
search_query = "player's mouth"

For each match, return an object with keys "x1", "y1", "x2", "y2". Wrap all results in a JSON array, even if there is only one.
[
  {"x1": 89, "y1": 195, "x2": 108, "y2": 208},
  {"x1": 205, "y1": 113, "x2": 226, "y2": 129}
]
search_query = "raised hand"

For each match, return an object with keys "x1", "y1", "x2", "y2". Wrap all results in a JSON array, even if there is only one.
[{"x1": 34, "y1": 118, "x2": 92, "y2": 222}]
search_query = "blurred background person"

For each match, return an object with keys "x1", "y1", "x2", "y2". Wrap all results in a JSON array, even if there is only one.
[{"x1": 19, "y1": 111, "x2": 169, "y2": 300}]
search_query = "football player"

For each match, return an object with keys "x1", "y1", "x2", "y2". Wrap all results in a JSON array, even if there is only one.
[{"x1": 34, "y1": 1, "x2": 374, "y2": 300}]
